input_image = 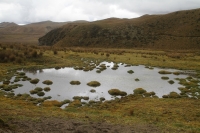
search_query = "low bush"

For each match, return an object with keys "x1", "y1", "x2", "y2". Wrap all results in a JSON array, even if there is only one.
[
  {"x1": 133, "y1": 88, "x2": 147, "y2": 95},
  {"x1": 70, "y1": 81, "x2": 81, "y2": 85},
  {"x1": 30, "y1": 78, "x2": 40, "y2": 84},
  {"x1": 87, "y1": 81, "x2": 101, "y2": 87},
  {"x1": 42, "y1": 80, "x2": 53, "y2": 85},
  {"x1": 108, "y1": 89, "x2": 127, "y2": 96}
]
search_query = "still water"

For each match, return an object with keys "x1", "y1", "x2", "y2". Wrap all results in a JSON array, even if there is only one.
[{"x1": 7, "y1": 62, "x2": 189, "y2": 101}]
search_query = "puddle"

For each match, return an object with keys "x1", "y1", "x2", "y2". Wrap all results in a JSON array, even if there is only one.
[{"x1": 0, "y1": 61, "x2": 193, "y2": 102}]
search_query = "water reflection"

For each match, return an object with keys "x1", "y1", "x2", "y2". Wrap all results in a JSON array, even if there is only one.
[{"x1": 3, "y1": 62, "x2": 190, "y2": 101}]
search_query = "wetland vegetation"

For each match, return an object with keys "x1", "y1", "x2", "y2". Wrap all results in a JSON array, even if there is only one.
[{"x1": 0, "y1": 43, "x2": 200, "y2": 132}]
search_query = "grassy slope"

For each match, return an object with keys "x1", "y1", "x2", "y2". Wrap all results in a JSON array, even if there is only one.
[{"x1": 38, "y1": 8, "x2": 200, "y2": 49}]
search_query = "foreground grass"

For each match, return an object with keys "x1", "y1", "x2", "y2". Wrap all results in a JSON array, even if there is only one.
[{"x1": 0, "y1": 91, "x2": 200, "y2": 132}]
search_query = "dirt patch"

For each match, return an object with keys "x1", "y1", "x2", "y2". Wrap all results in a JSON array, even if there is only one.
[{"x1": 0, "y1": 117, "x2": 161, "y2": 133}]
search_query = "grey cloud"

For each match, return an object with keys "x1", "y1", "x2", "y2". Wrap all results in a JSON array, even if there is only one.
[{"x1": 0, "y1": 0, "x2": 199, "y2": 24}]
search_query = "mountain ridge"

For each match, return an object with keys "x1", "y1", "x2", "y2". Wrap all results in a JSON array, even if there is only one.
[{"x1": 0, "y1": 20, "x2": 88, "y2": 44}]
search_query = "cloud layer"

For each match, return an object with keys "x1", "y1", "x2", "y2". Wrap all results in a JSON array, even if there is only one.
[{"x1": 0, "y1": 0, "x2": 199, "y2": 24}]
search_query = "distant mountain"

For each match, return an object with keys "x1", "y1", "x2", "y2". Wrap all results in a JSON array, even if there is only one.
[
  {"x1": 0, "y1": 22, "x2": 18, "y2": 28},
  {"x1": 39, "y1": 8, "x2": 200, "y2": 49},
  {"x1": 0, "y1": 20, "x2": 88, "y2": 44}
]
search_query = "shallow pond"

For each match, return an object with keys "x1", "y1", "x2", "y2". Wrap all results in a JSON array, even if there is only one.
[{"x1": 1, "y1": 61, "x2": 194, "y2": 102}]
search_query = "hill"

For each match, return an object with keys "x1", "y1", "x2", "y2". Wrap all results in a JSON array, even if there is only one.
[
  {"x1": 38, "y1": 8, "x2": 200, "y2": 49},
  {"x1": 0, "y1": 21, "x2": 85, "y2": 44}
]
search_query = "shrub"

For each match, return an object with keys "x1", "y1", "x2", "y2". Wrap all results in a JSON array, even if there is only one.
[
  {"x1": 42, "y1": 80, "x2": 53, "y2": 85},
  {"x1": 37, "y1": 91, "x2": 45, "y2": 96},
  {"x1": 133, "y1": 88, "x2": 147, "y2": 95},
  {"x1": 135, "y1": 78, "x2": 140, "y2": 81},
  {"x1": 82, "y1": 96, "x2": 89, "y2": 100},
  {"x1": 73, "y1": 96, "x2": 82, "y2": 100},
  {"x1": 158, "y1": 70, "x2": 172, "y2": 74},
  {"x1": 90, "y1": 89, "x2": 96, "y2": 93},
  {"x1": 96, "y1": 70, "x2": 101, "y2": 73},
  {"x1": 34, "y1": 87, "x2": 43, "y2": 91},
  {"x1": 29, "y1": 90, "x2": 37, "y2": 94},
  {"x1": 53, "y1": 50, "x2": 58, "y2": 55},
  {"x1": 127, "y1": 70, "x2": 134, "y2": 74},
  {"x1": 30, "y1": 78, "x2": 39, "y2": 84},
  {"x1": 31, "y1": 51, "x2": 37, "y2": 58},
  {"x1": 108, "y1": 89, "x2": 127, "y2": 96},
  {"x1": 161, "y1": 76, "x2": 169, "y2": 80},
  {"x1": 100, "y1": 97, "x2": 105, "y2": 101},
  {"x1": 61, "y1": 99, "x2": 71, "y2": 104},
  {"x1": 3, "y1": 80, "x2": 10, "y2": 85},
  {"x1": 162, "y1": 95, "x2": 169, "y2": 98},
  {"x1": 87, "y1": 81, "x2": 101, "y2": 87},
  {"x1": 44, "y1": 87, "x2": 51, "y2": 92},
  {"x1": 70, "y1": 81, "x2": 81, "y2": 85},
  {"x1": 173, "y1": 71, "x2": 180, "y2": 75},
  {"x1": 168, "y1": 80, "x2": 175, "y2": 84},
  {"x1": 143, "y1": 92, "x2": 151, "y2": 97},
  {"x1": 168, "y1": 92, "x2": 181, "y2": 98}
]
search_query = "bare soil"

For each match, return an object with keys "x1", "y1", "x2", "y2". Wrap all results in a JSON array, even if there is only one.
[{"x1": 0, "y1": 117, "x2": 161, "y2": 133}]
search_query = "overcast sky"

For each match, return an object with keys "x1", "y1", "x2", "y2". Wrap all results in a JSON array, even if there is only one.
[{"x1": 0, "y1": 0, "x2": 199, "y2": 24}]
